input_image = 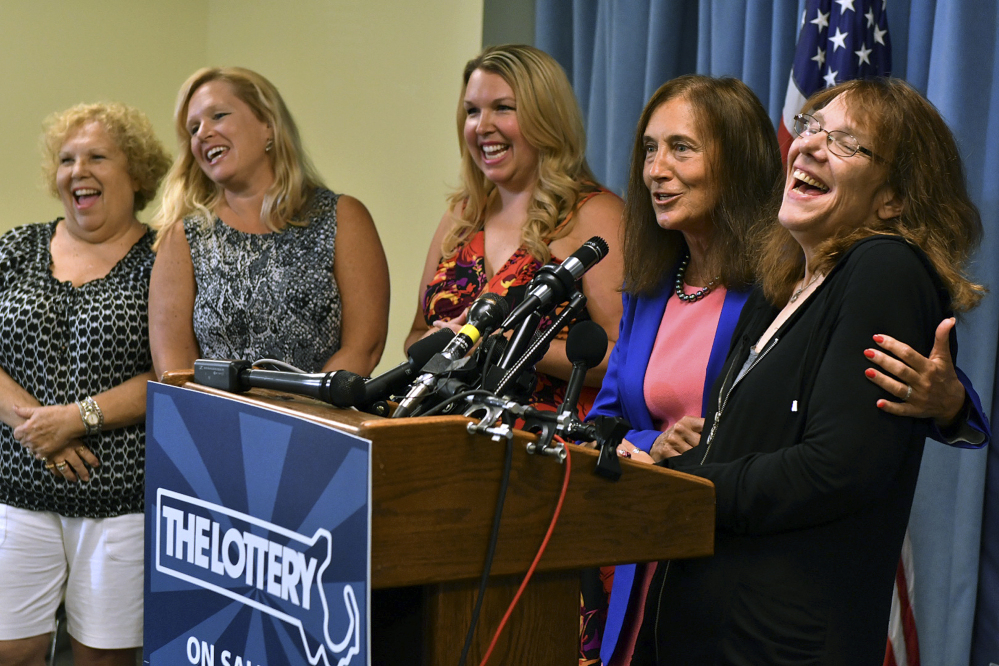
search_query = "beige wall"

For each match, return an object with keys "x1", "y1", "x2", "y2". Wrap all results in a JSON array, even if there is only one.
[
  {"x1": 0, "y1": 0, "x2": 206, "y2": 227},
  {"x1": 0, "y1": 0, "x2": 483, "y2": 373}
]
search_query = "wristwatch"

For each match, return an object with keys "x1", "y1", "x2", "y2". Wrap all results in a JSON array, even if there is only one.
[{"x1": 77, "y1": 397, "x2": 104, "y2": 436}]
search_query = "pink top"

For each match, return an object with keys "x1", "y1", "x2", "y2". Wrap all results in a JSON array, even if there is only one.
[
  {"x1": 609, "y1": 284, "x2": 726, "y2": 666},
  {"x1": 644, "y1": 285, "x2": 727, "y2": 429}
]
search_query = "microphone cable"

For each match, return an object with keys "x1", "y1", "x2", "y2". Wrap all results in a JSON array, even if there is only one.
[
  {"x1": 250, "y1": 358, "x2": 307, "y2": 372},
  {"x1": 477, "y1": 443, "x2": 572, "y2": 666},
  {"x1": 457, "y1": 430, "x2": 514, "y2": 666},
  {"x1": 417, "y1": 389, "x2": 497, "y2": 418}
]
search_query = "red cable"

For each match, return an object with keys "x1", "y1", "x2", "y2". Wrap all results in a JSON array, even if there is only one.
[{"x1": 478, "y1": 444, "x2": 572, "y2": 666}]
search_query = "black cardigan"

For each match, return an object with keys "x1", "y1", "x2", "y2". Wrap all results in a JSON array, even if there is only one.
[{"x1": 634, "y1": 236, "x2": 951, "y2": 666}]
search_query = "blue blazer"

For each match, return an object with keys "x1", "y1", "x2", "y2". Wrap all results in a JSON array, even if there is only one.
[{"x1": 589, "y1": 280, "x2": 749, "y2": 664}]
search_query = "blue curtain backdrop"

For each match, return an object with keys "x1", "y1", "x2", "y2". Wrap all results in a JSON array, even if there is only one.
[{"x1": 536, "y1": 2, "x2": 998, "y2": 664}]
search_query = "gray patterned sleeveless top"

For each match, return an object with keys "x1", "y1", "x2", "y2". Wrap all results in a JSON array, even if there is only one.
[{"x1": 184, "y1": 188, "x2": 341, "y2": 372}]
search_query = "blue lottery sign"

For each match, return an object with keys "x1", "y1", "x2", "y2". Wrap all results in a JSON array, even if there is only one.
[{"x1": 144, "y1": 383, "x2": 371, "y2": 666}]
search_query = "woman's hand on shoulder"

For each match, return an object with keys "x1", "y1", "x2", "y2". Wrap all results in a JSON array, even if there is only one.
[
  {"x1": 864, "y1": 317, "x2": 966, "y2": 425},
  {"x1": 324, "y1": 195, "x2": 390, "y2": 376},
  {"x1": 149, "y1": 222, "x2": 200, "y2": 379}
]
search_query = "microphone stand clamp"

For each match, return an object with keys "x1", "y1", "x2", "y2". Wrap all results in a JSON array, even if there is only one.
[{"x1": 464, "y1": 395, "x2": 566, "y2": 462}]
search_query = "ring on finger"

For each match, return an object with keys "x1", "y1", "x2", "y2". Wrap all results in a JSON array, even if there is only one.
[
  {"x1": 56, "y1": 461, "x2": 67, "y2": 471},
  {"x1": 75, "y1": 446, "x2": 88, "y2": 456},
  {"x1": 45, "y1": 462, "x2": 56, "y2": 470},
  {"x1": 903, "y1": 385, "x2": 913, "y2": 402}
]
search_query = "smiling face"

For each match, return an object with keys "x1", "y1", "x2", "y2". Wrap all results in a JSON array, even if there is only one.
[
  {"x1": 641, "y1": 96, "x2": 719, "y2": 241},
  {"x1": 56, "y1": 121, "x2": 138, "y2": 238},
  {"x1": 185, "y1": 79, "x2": 274, "y2": 192},
  {"x1": 780, "y1": 94, "x2": 897, "y2": 250},
  {"x1": 462, "y1": 68, "x2": 539, "y2": 193}
]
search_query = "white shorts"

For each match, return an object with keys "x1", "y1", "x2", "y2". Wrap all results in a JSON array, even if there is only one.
[{"x1": 0, "y1": 504, "x2": 144, "y2": 649}]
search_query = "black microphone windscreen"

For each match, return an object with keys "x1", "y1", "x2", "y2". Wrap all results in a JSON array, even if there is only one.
[
  {"x1": 322, "y1": 371, "x2": 366, "y2": 408},
  {"x1": 580, "y1": 236, "x2": 609, "y2": 261},
  {"x1": 467, "y1": 291, "x2": 511, "y2": 330},
  {"x1": 409, "y1": 328, "x2": 456, "y2": 366},
  {"x1": 565, "y1": 320, "x2": 608, "y2": 368}
]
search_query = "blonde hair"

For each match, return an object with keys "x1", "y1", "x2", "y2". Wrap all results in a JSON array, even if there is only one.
[
  {"x1": 42, "y1": 102, "x2": 171, "y2": 212},
  {"x1": 757, "y1": 78, "x2": 984, "y2": 312},
  {"x1": 154, "y1": 67, "x2": 324, "y2": 242},
  {"x1": 443, "y1": 44, "x2": 597, "y2": 264}
]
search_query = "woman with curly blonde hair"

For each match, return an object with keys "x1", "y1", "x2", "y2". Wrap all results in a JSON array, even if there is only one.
[
  {"x1": 405, "y1": 44, "x2": 625, "y2": 417},
  {"x1": 0, "y1": 102, "x2": 170, "y2": 666},
  {"x1": 150, "y1": 66, "x2": 389, "y2": 378}
]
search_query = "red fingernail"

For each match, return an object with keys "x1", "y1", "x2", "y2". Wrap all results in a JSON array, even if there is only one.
[
  {"x1": 877, "y1": 399, "x2": 886, "y2": 409},
  {"x1": 865, "y1": 368, "x2": 876, "y2": 378},
  {"x1": 873, "y1": 335, "x2": 884, "y2": 344},
  {"x1": 864, "y1": 349, "x2": 875, "y2": 359}
]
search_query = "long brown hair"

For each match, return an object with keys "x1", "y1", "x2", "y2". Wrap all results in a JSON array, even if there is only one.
[
  {"x1": 757, "y1": 78, "x2": 984, "y2": 311},
  {"x1": 623, "y1": 76, "x2": 782, "y2": 295},
  {"x1": 443, "y1": 45, "x2": 598, "y2": 264}
]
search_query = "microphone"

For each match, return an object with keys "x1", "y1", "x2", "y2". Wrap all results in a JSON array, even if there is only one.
[
  {"x1": 392, "y1": 292, "x2": 511, "y2": 418},
  {"x1": 435, "y1": 292, "x2": 511, "y2": 364},
  {"x1": 360, "y1": 328, "x2": 456, "y2": 407},
  {"x1": 193, "y1": 359, "x2": 365, "y2": 408},
  {"x1": 558, "y1": 320, "x2": 608, "y2": 419},
  {"x1": 501, "y1": 236, "x2": 609, "y2": 330}
]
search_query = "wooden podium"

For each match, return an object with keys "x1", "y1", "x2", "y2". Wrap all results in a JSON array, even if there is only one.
[{"x1": 161, "y1": 374, "x2": 715, "y2": 665}]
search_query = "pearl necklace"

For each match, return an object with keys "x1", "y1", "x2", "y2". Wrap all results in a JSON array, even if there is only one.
[{"x1": 675, "y1": 255, "x2": 719, "y2": 303}]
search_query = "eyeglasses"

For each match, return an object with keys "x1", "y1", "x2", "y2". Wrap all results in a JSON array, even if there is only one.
[{"x1": 792, "y1": 113, "x2": 880, "y2": 160}]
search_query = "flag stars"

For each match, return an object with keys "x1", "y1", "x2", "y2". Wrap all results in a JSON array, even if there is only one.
[
  {"x1": 836, "y1": 0, "x2": 857, "y2": 12},
  {"x1": 812, "y1": 46, "x2": 827, "y2": 66},
  {"x1": 855, "y1": 43, "x2": 872, "y2": 66},
  {"x1": 865, "y1": 8, "x2": 876, "y2": 28},
  {"x1": 873, "y1": 24, "x2": 888, "y2": 45},
  {"x1": 811, "y1": 9, "x2": 830, "y2": 31},
  {"x1": 824, "y1": 69, "x2": 839, "y2": 87},
  {"x1": 829, "y1": 27, "x2": 849, "y2": 51}
]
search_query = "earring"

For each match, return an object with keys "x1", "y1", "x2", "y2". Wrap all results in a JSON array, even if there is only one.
[{"x1": 265, "y1": 138, "x2": 274, "y2": 153}]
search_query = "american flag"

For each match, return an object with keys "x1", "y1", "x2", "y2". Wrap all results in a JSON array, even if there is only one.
[
  {"x1": 780, "y1": 3, "x2": 916, "y2": 665},
  {"x1": 778, "y1": 0, "x2": 892, "y2": 161}
]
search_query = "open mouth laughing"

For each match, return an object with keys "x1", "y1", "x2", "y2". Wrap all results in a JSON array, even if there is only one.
[
  {"x1": 73, "y1": 187, "x2": 100, "y2": 207},
  {"x1": 480, "y1": 143, "x2": 509, "y2": 162},
  {"x1": 206, "y1": 146, "x2": 228, "y2": 164},
  {"x1": 791, "y1": 168, "x2": 829, "y2": 194}
]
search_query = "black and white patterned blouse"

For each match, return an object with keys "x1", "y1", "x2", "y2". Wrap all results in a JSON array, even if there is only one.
[
  {"x1": 185, "y1": 188, "x2": 342, "y2": 373},
  {"x1": 0, "y1": 220, "x2": 153, "y2": 518}
]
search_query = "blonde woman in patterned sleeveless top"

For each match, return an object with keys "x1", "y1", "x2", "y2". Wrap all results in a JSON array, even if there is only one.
[{"x1": 150, "y1": 67, "x2": 389, "y2": 377}]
